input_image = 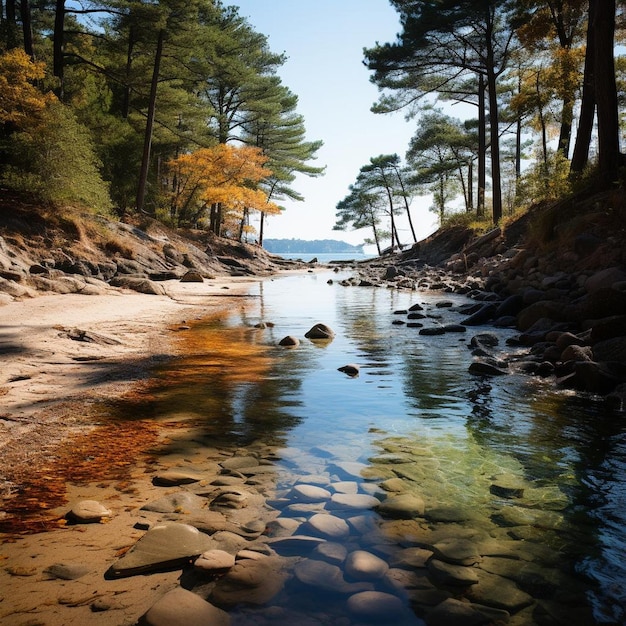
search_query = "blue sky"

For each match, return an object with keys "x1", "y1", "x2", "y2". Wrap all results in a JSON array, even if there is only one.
[{"x1": 233, "y1": 0, "x2": 438, "y2": 246}]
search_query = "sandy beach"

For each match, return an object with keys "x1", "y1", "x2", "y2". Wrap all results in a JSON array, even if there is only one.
[{"x1": 0, "y1": 277, "x2": 290, "y2": 625}]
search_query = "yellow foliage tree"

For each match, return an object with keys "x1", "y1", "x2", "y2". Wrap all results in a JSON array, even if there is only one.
[
  {"x1": 0, "y1": 48, "x2": 56, "y2": 129},
  {"x1": 166, "y1": 144, "x2": 281, "y2": 236}
]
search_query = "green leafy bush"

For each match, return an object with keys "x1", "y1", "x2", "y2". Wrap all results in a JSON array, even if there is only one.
[{"x1": 1, "y1": 101, "x2": 112, "y2": 213}]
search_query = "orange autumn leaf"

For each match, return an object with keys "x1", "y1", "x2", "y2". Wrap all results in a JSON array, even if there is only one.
[{"x1": 167, "y1": 144, "x2": 281, "y2": 220}]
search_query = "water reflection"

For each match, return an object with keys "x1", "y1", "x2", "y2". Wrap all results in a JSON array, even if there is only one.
[{"x1": 129, "y1": 272, "x2": 626, "y2": 623}]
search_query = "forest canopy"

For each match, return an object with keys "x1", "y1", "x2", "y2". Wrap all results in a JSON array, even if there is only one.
[
  {"x1": 335, "y1": 0, "x2": 625, "y2": 253},
  {"x1": 0, "y1": 0, "x2": 323, "y2": 244}
]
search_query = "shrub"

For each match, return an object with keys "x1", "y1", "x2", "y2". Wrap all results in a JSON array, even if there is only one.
[{"x1": 1, "y1": 100, "x2": 113, "y2": 213}]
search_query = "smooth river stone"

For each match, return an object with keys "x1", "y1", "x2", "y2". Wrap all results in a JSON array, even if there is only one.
[
  {"x1": 210, "y1": 558, "x2": 288, "y2": 607},
  {"x1": 376, "y1": 493, "x2": 425, "y2": 519},
  {"x1": 267, "y1": 535, "x2": 325, "y2": 555},
  {"x1": 152, "y1": 471, "x2": 202, "y2": 486},
  {"x1": 68, "y1": 500, "x2": 112, "y2": 523},
  {"x1": 141, "y1": 491, "x2": 207, "y2": 514},
  {"x1": 294, "y1": 559, "x2": 373, "y2": 594},
  {"x1": 327, "y1": 493, "x2": 379, "y2": 511},
  {"x1": 345, "y1": 550, "x2": 389, "y2": 581},
  {"x1": 106, "y1": 523, "x2": 214, "y2": 578},
  {"x1": 467, "y1": 570, "x2": 534, "y2": 612},
  {"x1": 290, "y1": 484, "x2": 331, "y2": 503},
  {"x1": 194, "y1": 549, "x2": 236, "y2": 573},
  {"x1": 141, "y1": 588, "x2": 230, "y2": 626},
  {"x1": 427, "y1": 559, "x2": 479, "y2": 586},
  {"x1": 346, "y1": 591, "x2": 407, "y2": 621},
  {"x1": 332, "y1": 480, "x2": 359, "y2": 494},
  {"x1": 312, "y1": 541, "x2": 348, "y2": 565},
  {"x1": 303, "y1": 513, "x2": 350, "y2": 540},
  {"x1": 432, "y1": 538, "x2": 481, "y2": 566}
]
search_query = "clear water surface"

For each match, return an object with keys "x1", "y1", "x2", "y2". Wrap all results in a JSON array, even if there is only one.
[{"x1": 146, "y1": 271, "x2": 626, "y2": 625}]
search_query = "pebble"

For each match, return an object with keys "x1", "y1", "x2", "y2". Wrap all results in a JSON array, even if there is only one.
[
  {"x1": 327, "y1": 493, "x2": 379, "y2": 510},
  {"x1": 346, "y1": 590, "x2": 407, "y2": 621},
  {"x1": 67, "y1": 500, "x2": 112, "y2": 523},
  {"x1": 141, "y1": 588, "x2": 230, "y2": 626},
  {"x1": 289, "y1": 484, "x2": 331, "y2": 503},
  {"x1": 376, "y1": 493, "x2": 425, "y2": 518},
  {"x1": 194, "y1": 549, "x2": 236, "y2": 572},
  {"x1": 152, "y1": 470, "x2": 202, "y2": 486},
  {"x1": 302, "y1": 513, "x2": 350, "y2": 540},
  {"x1": 344, "y1": 550, "x2": 389, "y2": 581}
]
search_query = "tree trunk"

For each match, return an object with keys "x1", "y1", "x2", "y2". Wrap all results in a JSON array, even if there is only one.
[
  {"x1": 485, "y1": 19, "x2": 502, "y2": 224},
  {"x1": 371, "y1": 218, "x2": 382, "y2": 256},
  {"x1": 259, "y1": 211, "x2": 265, "y2": 247},
  {"x1": 392, "y1": 165, "x2": 417, "y2": 242},
  {"x1": 5, "y1": 0, "x2": 18, "y2": 48},
  {"x1": 593, "y1": 0, "x2": 620, "y2": 183},
  {"x1": 20, "y1": 0, "x2": 34, "y2": 58},
  {"x1": 557, "y1": 94, "x2": 574, "y2": 158},
  {"x1": 570, "y1": 0, "x2": 596, "y2": 175},
  {"x1": 136, "y1": 28, "x2": 164, "y2": 214},
  {"x1": 477, "y1": 73, "x2": 486, "y2": 218},
  {"x1": 53, "y1": 0, "x2": 65, "y2": 98},
  {"x1": 467, "y1": 159, "x2": 474, "y2": 211},
  {"x1": 122, "y1": 25, "x2": 136, "y2": 119}
]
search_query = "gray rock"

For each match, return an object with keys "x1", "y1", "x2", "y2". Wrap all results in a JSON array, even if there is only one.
[
  {"x1": 302, "y1": 513, "x2": 350, "y2": 540},
  {"x1": 293, "y1": 558, "x2": 373, "y2": 594},
  {"x1": 109, "y1": 276, "x2": 166, "y2": 295},
  {"x1": 194, "y1": 549, "x2": 236, "y2": 573},
  {"x1": 278, "y1": 335, "x2": 300, "y2": 347},
  {"x1": 469, "y1": 358, "x2": 509, "y2": 377},
  {"x1": 376, "y1": 493, "x2": 425, "y2": 519},
  {"x1": 592, "y1": 336, "x2": 626, "y2": 362},
  {"x1": 304, "y1": 323, "x2": 335, "y2": 340},
  {"x1": 289, "y1": 484, "x2": 331, "y2": 503},
  {"x1": 467, "y1": 570, "x2": 534, "y2": 612},
  {"x1": 67, "y1": 500, "x2": 112, "y2": 523},
  {"x1": 141, "y1": 491, "x2": 207, "y2": 514},
  {"x1": 584, "y1": 267, "x2": 626, "y2": 293},
  {"x1": 428, "y1": 559, "x2": 479, "y2": 586},
  {"x1": 338, "y1": 363, "x2": 360, "y2": 376},
  {"x1": 264, "y1": 517, "x2": 300, "y2": 537},
  {"x1": 106, "y1": 523, "x2": 214, "y2": 578},
  {"x1": 346, "y1": 590, "x2": 407, "y2": 622},
  {"x1": 432, "y1": 538, "x2": 481, "y2": 566},
  {"x1": 426, "y1": 597, "x2": 496, "y2": 626},
  {"x1": 327, "y1": 493, "x2": 380, "y2": 511},
  {"x1": 209, "y1": 557, "x2": 287, "y2": 607},
  {"x1": 180, "y1": 270, "x2": 204, "y2": 283},
  {"x1": 312, "y1": 541, "x2": 348, "y2": 565},
  {"x1": 267, "y1": 535, "x2": 325, "y2": 555},
  {"x1": 345, "y1": 550, "x2": 389, "y2": 581},
  {"x1": 141, "y1": 587, "x2": 230, "y2": 626},
  {"x1": 389, "y1": 547, "x2": 433, "y2": 569},
  {"x1": 152, "y1": 471, "x2": 202, "y2": 486}
]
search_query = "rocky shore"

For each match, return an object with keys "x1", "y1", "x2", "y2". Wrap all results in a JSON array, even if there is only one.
[
  {"x1": 1, "y1": 192, "x2": 625, "y2": 625},
  {"x1": 341, "y1": 203, "x2": 626, "y2": 412}
]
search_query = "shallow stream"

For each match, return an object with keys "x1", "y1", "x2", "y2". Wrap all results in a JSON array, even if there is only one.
[{"x1": 132, "y1": 271, "x2": 626, "y2": 625}]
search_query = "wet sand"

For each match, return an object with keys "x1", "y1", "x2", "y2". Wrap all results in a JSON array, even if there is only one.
[{"x1": 0, "y1": 277, "x2": 273, "y2": 625}]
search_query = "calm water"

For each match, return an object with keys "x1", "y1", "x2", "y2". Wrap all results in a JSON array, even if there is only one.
[{"x1": 149, "y1": 272, "x2": 626, "y2": 624}]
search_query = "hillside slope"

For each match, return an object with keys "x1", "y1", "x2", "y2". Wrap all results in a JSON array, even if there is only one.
[{"x1": 0, "y1": 190, "x2": 302, "y2": 301}]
